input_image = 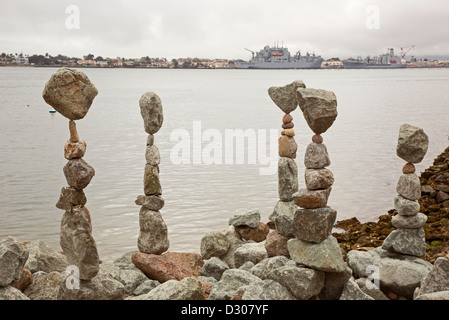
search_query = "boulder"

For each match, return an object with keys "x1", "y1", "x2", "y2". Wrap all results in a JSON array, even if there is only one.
[
  {"x1": 137, "y1": 208, "x2": 169, "y2": 255},
  {"x1": 64, "y1": 139, "x2": 87, "y2": 160},
  {"x1": 145, "y1": 145, "x2": 160, "y2": 166},
  {"x1": 304, "y1": 143, "x2": 331, "y2": 169},
  {"x1": 219, "y1": 226, "x2": 245, "y2": 269},
  {"x1": 318, "y1": 266, "x2": 353, "y2": 300},
  {"x1": 391, "y1": 212, "x2": 427, "y2": 229},
  {"x1": 100, "y1": 262, "x2": 149, "y2": 294},
  {"x1": 228, "y1": 209, "x2": 261, "y2": 228},
  {"x1": 42, "y1": 68, "x2": 98, "y2": 120},
  {"x1": 355, "y1": 278, "x2": 389, "y2": 300},
  {"x1": 201, "y1": 257, "x2": 229, "y2": 281},
  {"x1": 241, "y1": 279, "x2": 296, "y2": 300},
  {"x1": 293, "y1": 207, "x2": 337, "y2": 243},
  {"x1": 235, "y1": 222, "x2": 269, "y2": 242},
  {"x1": 0, "y1": 286, "x2": 30, "y2": 300},
  {"x1": 131, "y1": 277, "x2": 205, "y2": 300},
  {"x1": 133, "y1": 279, "x2": 160, "y2": 296},
  {"x1": 339, "y1": 278, "x2": 374, "y2": 300},
  {"x1": 268, "y1": 80, "x2": 306, "y2": 114},
  {"x1": 233, "y1": 242, "x2": 268, "y2": 269},
  {"x1": 396, "y1": 173, "x2": 421, "y2": 201},
  {"x1": 0, "y1": 236, "x2": 29, "y2": 287},
  {"x1": 382, "y1": 228, "x2": 426, "y2": 257},
  {"x1": 200, "y1": 231, "x2": 231, "y2": 260},
  {"x1": 396, "y1": 124, "x2": 429, "y2": 164},
  {"x1": 10, "y1": 268, "x2": 33, "y2": 292},
  {"x1": 57, "y1": 273, "x2": 125, "y2": 300},
  {"x1": 23, "y1": 271, "x2": 66, "y2": 300},
  {"x1": 24, "y1": 240, "x2": 68, "y2": 274},
  {"x1": 139, "y1": 92, "x2": 164, "y2": 135},
  {"x1": 417, "y1": 257, "x2": 449, "y2": 296},
  {"x1": 415, "y1": 291, "x2": 449, "y2": 300},
  {"x1": 264, "y1": 230, "x2": 292, "y2": 258},
  {"x1": 269, "y1": 200, "x2": 297, "y2": 237},
  {"x1": 278, "y1": 157, "x2": 299, "y2": 201},
  {"x1": 304, "y1": 168, "x2": 334, "y2": 190},
  {"x1": 278, "y1": 135, "x2": 297, "y2": 158},
  {"x1": 208, "y1": 269, "x2": 261, "y2": 300},
  {"x1": 63, "y1": 158, "x2": 95, "y2": 190},
  {"x1": 249, "y1": 256, "x2": 290, "y2": 280}
]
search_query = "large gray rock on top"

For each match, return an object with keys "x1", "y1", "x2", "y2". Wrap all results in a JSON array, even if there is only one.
[
  {"x1": 287, "y1": 236, "x2": 346, "y2": 273},
  {"x1": 296, "y1": 88, "x2": 338, "y2": 135},
  {"x1": 139, "y1": 92, "x2": 164, "y2": 135},
  {"x1": 293, "y1": 207, "x2": 337, "y2": 243},
  {"x1": 267, "y1": 265, "x2": 325, "y2": 300},
  {"x1": 228, "y1": 209, "x2": 261, "y2": 228},
  {"x1": 304, "y1": 143, "x2": 331, "y2": 169},
  {"x1": 137, "y1": 208, "x2": 169, "y2": 255},
  {"x1": 24, "y1": 240, "x2": 68, "y2": 273},
  {"x1": 63, "y1": 158, "x2": 95, "y2": 190},
  {"x1": 278, "y1": 157, "x2": 299, "y2": 201},
  {"x1": 0, "y1": 236, "x2": 29, "y2": 287},
  {"x1": 200, "y1": 231, "x2": 231, "y2": 260},
  {"x1": 270, "y1": 200, "x2": 297, "y2": 237},
  {"x1": 268, "y1": 80, "x2": 306, "y2": 114},
  {"x1": 208, "y1": 269, "x2": 261, "y2": 300},
  {"x1": 382, "y1": 227, "x2": 426, "y2": 257},
  {"x1": 418, "y1": 257, "x2": 449, "y2": 296},
  {"x1": 42, "y1": 68, "x2": 98, "y2": 120},
  {"x1": 241, "y1": 279, "x2": 296, "y2": 300},
  {"x1": 396, "y1": 173, "x2": 421, "y2": 201},
  {"x1": 0, "y1": 286, "x2": 30, "y2": 300},
  {"x1": 233, "y1": 242, "x2": 268, "y2": 268},
  {"x1": 396, "y1": 124, "x2": 429, "y2": 164},
  {"x1": 60, "y1": 207, "x2": 99, "y2": 281}
]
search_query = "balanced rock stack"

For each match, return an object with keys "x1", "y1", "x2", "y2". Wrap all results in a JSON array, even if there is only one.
[
  {"x1": 287, "y1": 87, "x2": 347, "y2": 275},
  {"x1": 42, "y1": 68, "x2": 100, "y2": 283},
  {"x1": 382, "y1": 124, "x2": 429, "y2": 257},
  {"x1": 135, "y1": 92, "x2": 169, "y2": 255},
  {"x1": 267, "y1": 80, "x2": 305, "y2": 251}
]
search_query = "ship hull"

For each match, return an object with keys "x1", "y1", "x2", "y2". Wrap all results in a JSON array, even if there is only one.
[
  {"x1": 342, "y1": 61, "x2": 407, "y2": 69},
  {"x1": 236, "y1": 59, "x2": 323, "y2": 69}
]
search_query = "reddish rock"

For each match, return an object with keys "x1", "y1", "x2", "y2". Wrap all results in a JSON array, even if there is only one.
[
  {"x1": 131, "y1": 252, "x2": 203, "y2": 283},
  {"x1": 282, "y1": 113, "x2": 293, "y2": 124},
  {"x1": 235, "y1": 222, "x2": 270, "y2": 242},
  {"x1": 281, "y1": 129, "x2": 295, "y2": 137},
  {"x1": 264, "y1": 230, "x2": 291, "y2": 258},
  {"x1": 282, "y1": 122, "x2": 294, "y2": 129},
  {"x1": 10, "y1": 268, "x2": 33, "y2": 292},
  {"x1": 278, "y1": 135, "x2": 297, "y2": 158},
  {"x1": 402, "y1": 162, "x2": 416, "y2": 174},
  {"x1": 312, "y1": 134, "x2": 323, "y2": 144}
]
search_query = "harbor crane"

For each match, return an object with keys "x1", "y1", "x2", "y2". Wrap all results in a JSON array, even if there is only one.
[
  {"x1": 244, "y1": 48, "x2": 255, "y2": 59},
  {"x1": 400, "y1": 45, "x2": 415, "y2": 63}
]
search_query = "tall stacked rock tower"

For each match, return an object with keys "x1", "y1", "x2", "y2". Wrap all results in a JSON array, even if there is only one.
[
  {"x1": 287, "y1": 87, "x2": 346, "y2": 274},
  {"x1": 42, "y1": 68, "x2": 100, "y2": 281},
  {"x1": 267, "y1": 81, "x2": 304, "y2": 242},
  {"x1": 135, "y1": 92, "x2": 169, "y2": 254},
  {"x1": 382, "y1": 124, "x2": 429, "y2": 257}
]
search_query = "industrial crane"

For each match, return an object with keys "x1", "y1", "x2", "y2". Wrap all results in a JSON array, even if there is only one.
[
  {"x1": 244, "y1": 48, "x2": 255, "y2": 59},
  {"x1": 400, "y1": 45, "x2": 415, "y2": 63}
]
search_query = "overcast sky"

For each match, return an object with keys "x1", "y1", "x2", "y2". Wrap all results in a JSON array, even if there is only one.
[{"x1": 1, "y1": 0, "x2": 449, "y2": 60}]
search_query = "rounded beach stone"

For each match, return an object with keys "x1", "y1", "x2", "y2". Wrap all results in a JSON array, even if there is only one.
[
  {"x1": 63, "y1": 158, "x2": 95, "y2": 190},
  {"x1": 282, "y1": 113, "x2": 293, "y2": 124},
  {"x1": 278, "y1": 135, "x2": 297, "y2": 159},
  {"x1": 391, "y1": 212, "x2": 427, "y2": 229},
  {"x1": 268, "y1": 80, "x2": 306, "y2": 114},
  {"x1": 281, "y1": 129, "x2": 295, "y2": 137},
  {"x1": 312, "y1": 134, "x2": 323, "y2": 144},
  {"x1": 394, "y1": 195, "x2": 420, "y2": 216},
  {"x1": 304, "y1": 143, "x2": 331, "y2": 169},
  {"x1": 402, "y1": 162, "x2": 416, "y2": 174},
  {"x1": 396, "y1": 173, "x2": 421, "y2": 200},
  {"x1": 139, "y1": 92, "x2": 163, "y2": 135},
  {"x1": 282, "y1": 122, "x2": 294, "y2": 129},
  {"x1": 293, "y1": 207, "x2": 337, "y2": 243},
  {"x1": 145, "y1": 145, "x2": 161, "y2": 166},
  {"x1": 396, "y1": 124, "x2": 429, "y2": 164},
  {"x1": 64, "y1": 139, "x2": 87, "y2": 160},
  {"x1": 42, "y1": 68, "x2": 98, "y2": 120},
  {"x1": 305, "y1": 168, "x2": 334, "y2": 190}
]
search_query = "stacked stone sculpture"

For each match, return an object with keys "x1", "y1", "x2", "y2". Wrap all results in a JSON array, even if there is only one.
[
  {"x1": 382, "y1": 124, "x2": 429, "y2": 257},
  {"x1": 42, "y1": 68, "x2": 100, "y2": 281},
  {"x1": 287, "y1": 87, "x2": 346, "y2": 273},
  {"x1": 136, "y1": 92, "x2": 169, "y2": 255},
  {"x1": 267, "y1": 80, "x2": 304, "y2": 240}
]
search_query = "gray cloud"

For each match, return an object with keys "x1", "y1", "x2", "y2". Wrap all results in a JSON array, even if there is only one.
[{"x1": 1, "y1": 0, "x2": 448, "y2": 60}]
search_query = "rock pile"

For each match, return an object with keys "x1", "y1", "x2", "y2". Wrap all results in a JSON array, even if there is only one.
[
  {"x1": 267, "y1": 80, "x2": 304, "y2": 258},
  {"x1": 135, "y1": 92, "x2": 169, "y2": 255},
  {"x1": 382, "y1": 124, "x2": 429, "y2": 257}
]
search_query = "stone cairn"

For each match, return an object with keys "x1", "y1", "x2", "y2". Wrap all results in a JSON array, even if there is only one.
[
  {"x1": 135, "y1": 92, "x2": 169, "y2": 255},
  {"x1": 267, "y1": 81, "x2": 304, "y2": 250},
  {"x1": 382, "y1": 124, "x2": 429, "y2": 257},
  {"x1": 288, "y1": 87, "x2": 347, "y2": 275},
  {"x1": 42, "y1": 68, "x2": 100, "y2": 282}
]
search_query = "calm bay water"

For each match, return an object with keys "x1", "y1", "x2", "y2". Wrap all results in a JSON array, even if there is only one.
[{"x1": 0, "y1": 66, "x2": 448, "y2": 261}]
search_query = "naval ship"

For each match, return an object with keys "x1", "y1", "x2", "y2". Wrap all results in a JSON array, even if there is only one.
[
  {"x1": 236, "y1": 45, "x2": 323, "y2": 69},
  {"x1": 342, "y1": 48, "x2": 407, "y2": 69}
]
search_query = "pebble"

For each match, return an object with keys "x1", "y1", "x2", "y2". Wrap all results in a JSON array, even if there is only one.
[
  {"x1": 402, "y1": 162, "x2": 416, "y2": 174},
  {"x1": 312, "y1": 134, "x2": 323, "y2": 144},
  {"x1": 282, "y1": 113, "x2": 293, "y2": 124},
  {"x1": 281, "y1": 128, "x2": 295, "y2": 137},
  {"x1": 281, "y1": 122, "x2": 294, "y2": 129}
]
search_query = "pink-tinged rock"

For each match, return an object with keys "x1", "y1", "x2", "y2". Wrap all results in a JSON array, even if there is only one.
[
  {"x1": 64, "y1": 139, "x2": 87, "y2": 160},
  {"x1": 235, "y1": 222, "x2": 270, "y2": 242},
  {"x1": 292, "y1": 188, "x2": 331, "y2": 209},
  {"x1": 264, "y1": 230, "x2": 292, "y2": 258},
  {"x1": 282, "y1": 113, "x2": 293, "y2": 124}
]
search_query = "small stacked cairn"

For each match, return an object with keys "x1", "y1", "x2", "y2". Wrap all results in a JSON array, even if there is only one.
[
  {"x1": 267, "y1": 80, "x2": 305, "y2": 244},
  {"x1": 135, "y1": 92, "x2": 169, "y2": 255},
  {"x1": 287, "y1": 87, "x2": 347, "y2": 274},
  {"x1": 42, "y1": 68, "x2": 100, "y2": 282},
  {"x1": 382, "y1": 124, "x2": 429, "y2": 257}
]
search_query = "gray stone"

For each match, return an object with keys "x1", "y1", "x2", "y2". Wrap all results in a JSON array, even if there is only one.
[
  {"x1": 146, "y1": 134, "x2": 154, "y2": 146},
  {"x1": 305, "y1": 168, "x2": 334, "y2": 190},
  {"x1": 145, "y1": 145, "x2": 160, "y2": 166},
  {"x1": 355, "y1": 278, "x2": 389, "y2": 300},
  {"x1": 293, "y1": 207, "x2": 337, "y2": 243},
  {"x1": 382, "y1": 227, "x2": 426, "y2": 257},
  {"x1": 143, "y1": 164, "x2": 162, "y2": 196},
  {"x1": 113, "y1": 251, "x2": 139, "y2": 269},
  {"x1": 100, "y1": 262, "x2": 149, "y2": 294},
  {"x1": 241, "y1": 279, "x2": 296, "y2": 300},
  {"x1": 23, "y1": 271, "x2": 66, "y2": 300},
  {"x1": 55, "y1": 186, "x2": 87, "y2": 211},
  {"x1": 234, "y1": 242, "x2": 268, "y2": 268},
  {"x1": 137, "y1": 208, "x2": 169, "y2": 255},
  {"x1": 200, "y1": 231, "x2": 231, "y2": 260},
  {"x1": 139, "y1": 92, "x2": 164, "y2": 135},
  {"x1": 0, "y1": 236, "x2": 29, "y2": 287},
  {"x1": 318, "y1": 266, "x2": 353, "y2": 300},
  {"x1": 208, "y1": 269, "x2": 261, "y2": 300},
  {"x1": 394, "y1": 195, "x2": 420, "y2": 216},
  {"x1": 287, "y1": 236, "x2": 346, "y2": 272},
  {"x1": 24, "y1": 240, "x2": 68, "y2": 273},
  {"x1": 278, "y1": 157, "x2": 299, "y2": 201},
  {"x1": 64, "y1": 139, "x2": 87, "y2": 160},
  {"x1": 292, "y1": 188, "x2": 331, "y2": 209},
  {"x1": 391, "y1": 212, "x2": 427, "y2": 229},
  {"x1": 339, "y1": 278, "x2": 375, "y2": 300},
  {"x1": 267, "y1": 80, "x2": 306, "y2": 114},
  {"x1": 57, "y1": 273, "x2": 125, "y2": 300},
  {"x1": 396, "y1": 124, "x2": 429, "y2": 164},
  {"x1": 264, "y1": 230, "x2": 292, "y2": 258},
  {"x1": 135, "y1": 195, "x2": 165, "y2": 211},
  {"x1": 304, "y1": 143, "x2": 331, "y2": 169},
  {"x1": 267, "y1": 265, "x2": 325, "y2": 300},
  {"x1": 415, "y1": 291, "x2": 449, "y2": 300},
  {"x1": 63, "y1": 158, "x2": 95, "y2": 190},
  {"x1": 201, "y1": 257, "x2": 229, "y2": 281},
  {"x1": 228, "y1": 209, "x2": 261, "y2": 228},
  {"x1": 396, "y1": 173, "x2": 421, "y2": 201},
  {"x1": 133, "y1": 279, "x2": 160, "y2": 296},
  {"x1": 418, "y1": 257, "x2": 449, "y2": 296},
  {"x1": 60, "y1": 207, "x2": 99, "y2": 281},
  {"x1": 219, "y1": 226, "x2": 245, "y2": 269},
  {"x1": 249, "y1": 256, "x2": 289, "y2": 280},
  {"x1": 296, "y1": 88, "x2": 338, "y2": 135},
  {"x1": 42, "y1": 68, "x2": 98, "y2": 120},
  {"x1": 131, "y1": 277, "x2": 205, "y2": 300},
  {"x1": 238, "y1": 261, "x2": 255, "y2": 272},
  {"x1": 0, "y1": 285, "x2": 30, "y2": 300},
  {"x1": 269, "y1": 200, "x2": 297, "y2": 237}
]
